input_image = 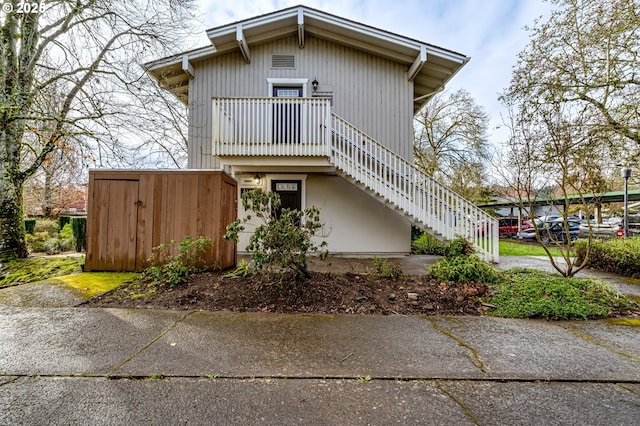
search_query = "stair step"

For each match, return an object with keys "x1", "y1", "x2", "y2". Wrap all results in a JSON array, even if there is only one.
[{"x1": 329, "y1": 129, "x2": 497, "y2": 261}]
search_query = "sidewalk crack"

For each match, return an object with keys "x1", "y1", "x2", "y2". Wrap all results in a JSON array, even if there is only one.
[
  {"x1": 428, "y1": 318, "x2": 490, "y2": 374},
  {"x1": 107, "y1": 311, "x2": 194, "y2": 376},
  {"x1": 435, "y1": 380, "x2": 481, "y2": 425},
  {"x1": 619, "y1": 383, "x2": 640, "y2": 397},
  {"x1": 561, "y1": 326, "x2": 639, "y2": 363},
  {"x1": 0, "y1": 376, "x2": 19, "y2": 387}
]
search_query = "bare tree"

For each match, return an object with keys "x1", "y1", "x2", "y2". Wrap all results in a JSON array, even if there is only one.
[
  {"x1": 499, "y1": 95, "x2": 618, "y2": 277},
  {"x1": 508, "y1": 0, "x2": 640, "y2": 150},
  {"x1": 127, "y1": 76, "x2": 189, "y2": 168},
  {"x1": 0, "y1": 0, "x2": 195, "y2": 259},
  {"x1": 499, "y1": 0, "x2": 639, "y2": 276},
  {"x1": 413, "y1": 89, "x2": 491, "y2": 201}
]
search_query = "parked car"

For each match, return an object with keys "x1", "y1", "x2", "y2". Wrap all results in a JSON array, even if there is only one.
[
  {"x1": 477, "y1": 217, "x2": 531, "y2": 237},
  {"x1": 515, "y1": 220, "x2": 542, "y2": 241},
  {"x1": 578, "y1": 216, "x2": 640, "y2": 239},
  {"x1": 497, "y1": 217, "x2": 530, "y2": 237},
  {"x1": 578, "y1": 220, "x2": 621, "y2": 239},
  {"x1": 516, "y1": 218, "x2": 581, "y2": 244}
]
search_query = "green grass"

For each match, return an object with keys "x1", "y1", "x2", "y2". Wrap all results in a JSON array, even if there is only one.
[
  {"x1": 486, "y1": 268, "x2": 637, "y2": 320},
  {"x1": 0, "y1": 256, "x2": 82, "y2": 288},
  {"x1": 499, "y1": 240, "x2": 564, "y2": 257}
]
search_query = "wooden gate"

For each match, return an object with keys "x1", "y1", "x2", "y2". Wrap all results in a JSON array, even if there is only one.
[
  {"x1": 91, "y1": 179, "x2": 139, "y2": 271},
  {"x1": 85, "y1": 170, "x2": 237, "y2": 272}
]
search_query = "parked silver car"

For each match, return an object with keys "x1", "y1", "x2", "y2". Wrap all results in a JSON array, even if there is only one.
[{"x1": 578, "y1": 219, "x2": 621, "y2": 239}]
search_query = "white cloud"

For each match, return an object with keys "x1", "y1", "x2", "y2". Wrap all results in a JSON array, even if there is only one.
[{"x1": 192, "y1": 0, "x2": 555, "y2": 143}]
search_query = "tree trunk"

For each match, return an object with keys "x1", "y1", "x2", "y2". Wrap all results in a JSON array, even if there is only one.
[
  {"x1": 42, "y1": 162, "x2": 54, "y2": 218},
  {"x1": 0, "y1": 171, "x2": 28, "y2": 260}
]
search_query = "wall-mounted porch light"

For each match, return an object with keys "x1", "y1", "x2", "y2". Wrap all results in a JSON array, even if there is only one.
[
  {"x1": 253, "y1": 173, "x2": 261, "y2": 185},
  {"x1": 312, "y1": 78, "x2": 319, "y2": 92}
]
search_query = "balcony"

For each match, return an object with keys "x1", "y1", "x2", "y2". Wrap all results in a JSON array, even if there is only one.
[{"x1": 212, "y1": 97, "x2": 332, "y2": 157}]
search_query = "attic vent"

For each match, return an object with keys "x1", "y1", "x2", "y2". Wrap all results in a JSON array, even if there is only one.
[{"x1": 271, "y1": 54, "x2": 295, "y2": 68}]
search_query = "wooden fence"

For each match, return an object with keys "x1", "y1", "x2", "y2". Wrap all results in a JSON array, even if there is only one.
[{"x1": 85, "y1": 170, "x2": 237, "y2": 272}]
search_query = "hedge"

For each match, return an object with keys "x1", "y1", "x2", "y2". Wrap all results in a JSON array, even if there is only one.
[
  {"x1": 59, "y1": 216, "x2": 71, "y2": 230},
  {"x1": 70, "y1": 217, "x2": 87, "y2": 252},
  {"x1": 575, "y1": 237, "x2": 640, "y2": 278},
  {"x1": 24, "y1": 219, "x2": 36, "y2": 235}
]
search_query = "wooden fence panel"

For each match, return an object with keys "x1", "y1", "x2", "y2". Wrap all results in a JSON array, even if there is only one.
[
  {"x1": 86, "y1": 179, "x2": 138, "y2": 271},
  {"x1": 85, "y1": 170, "x2": 237, "y2": 272}
]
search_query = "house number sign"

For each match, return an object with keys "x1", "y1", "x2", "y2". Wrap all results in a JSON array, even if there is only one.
[{"x1": 275, "y1": 183, "x2": 298, "y2": 191}]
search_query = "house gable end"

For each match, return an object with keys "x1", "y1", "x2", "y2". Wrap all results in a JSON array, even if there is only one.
[{"x1": 146, "y1": 5, "x2": 468, "y2": 112}]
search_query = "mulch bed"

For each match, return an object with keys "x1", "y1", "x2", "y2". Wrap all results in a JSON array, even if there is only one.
[{"x1": 83, "y1": 270, "x2": 491, "y2": 316}]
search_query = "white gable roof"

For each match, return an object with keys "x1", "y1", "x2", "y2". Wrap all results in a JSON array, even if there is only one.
[{"x1": 145, "y1": 5, "x2": 469, "y2": 112}]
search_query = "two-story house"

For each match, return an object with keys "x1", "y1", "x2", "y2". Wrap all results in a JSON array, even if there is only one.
[{"x1": 145, "y1": 5, "x2": 498, "y2": 261}]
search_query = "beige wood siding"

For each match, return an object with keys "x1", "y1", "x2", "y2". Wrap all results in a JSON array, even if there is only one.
[{"x1": 188, "y1": 35, "x2": 414, "y2": 167}]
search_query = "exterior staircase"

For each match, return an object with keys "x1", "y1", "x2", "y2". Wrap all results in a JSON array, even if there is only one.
[{"x1": 329, "y1": 113, "x2": 498, "y2": 262}]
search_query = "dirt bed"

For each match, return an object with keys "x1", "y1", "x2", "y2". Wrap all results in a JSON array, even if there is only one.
[{"x1": 83, "y1": 270, "x2": 491, "y2": 316}]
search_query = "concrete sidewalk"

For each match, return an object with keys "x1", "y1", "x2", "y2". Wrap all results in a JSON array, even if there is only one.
[{"x1": 1, "y1": 306, "x2": 639, "y2": 425}]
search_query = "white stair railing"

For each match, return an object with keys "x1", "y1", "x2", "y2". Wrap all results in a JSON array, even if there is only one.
[{"x1": 330, "y1": 113, "x2": 499, "y2": 262}]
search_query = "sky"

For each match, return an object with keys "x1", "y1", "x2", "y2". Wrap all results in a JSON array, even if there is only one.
[{"x1": 189, "y1": 0, "x2": 556, "y2": 145}]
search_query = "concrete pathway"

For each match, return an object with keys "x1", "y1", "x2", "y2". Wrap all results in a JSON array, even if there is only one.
[
  {"x1": 1, "y1": 306, "x2": 639, "y2": 425},
  {"x1": 1, "y1": 254, "x2": 640, "y2": 424}
]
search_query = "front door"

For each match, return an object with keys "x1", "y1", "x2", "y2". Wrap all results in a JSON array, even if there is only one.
[
  {"x1": 272, "y1": 180, "x2": 302, "y2": 219},
  {"x1": 273, "y1": 86, "x2": 302, "y2": 143}
]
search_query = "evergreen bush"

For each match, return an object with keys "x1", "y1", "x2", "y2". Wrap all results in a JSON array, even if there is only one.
[
  {"x1": 59, "y1": 216, "x2": 71, "y2": 230},
  {"x1": 575, "y1": 237, "x2": 640, "y2": 278},
  {"x1": 70, "y1": 217, "x2": 87, "y2": 252},
  {"x1": 224, "y1": 189, "x2": 328, "y2": 282},
  {"x1": 24, "y1": 219, "x2": 36, "y2": 235}
]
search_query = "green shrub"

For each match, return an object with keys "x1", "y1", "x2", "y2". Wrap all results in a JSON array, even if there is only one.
[
  {"x1": 58, "y1": 224, "x2": 75, "y2": 252},
  {"x1": 25, "y1": 222, "x2": 76, "y2": 254},
  {"x1": 428, "y1": 254, "x2": 501, "y2": 284},
  {"x1": 225, "y1": 189, "x2": 328, "y2": 282},
  {"x1": 25, "y1": 232, "x2": 49, "y2": 253},
  {"x1": 412, "y1": 235, "x2": 474, "y2": 257},
  {"x1": 575, "y1": 237, "x2": 640, "y2": 278},
  {"x1": 442, "y1": 236, "x2": 475, "y2": 258},
  {"x1": 372, "y1": 256, "x2": 403, "y2": 280},
  {"x1": 34, "y1": 218, "x2": 59, "y2": 236},
  {"x1": 70, "y1": 217, "x2": 87, "y2": 252},
  {"x1": 142, "y1": 236, "x2": 215, "y2": 288},
  {"x1": 59, "y1": 216, "x2": 71, "y2": 230},
  {"x1": 412, "y1": 233, "x2": 445, "y2": 255},
  {"x1": 24, "y1": 219, "x2": 36, "y2": 235},
  {"x1": 486, "y1": 269, "x2": 637, "y2": 320}
]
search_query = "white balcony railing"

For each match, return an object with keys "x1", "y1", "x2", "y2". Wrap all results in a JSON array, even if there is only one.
[{"x1": 212, "y1": 97, "x2": 331, "y2": 157}]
